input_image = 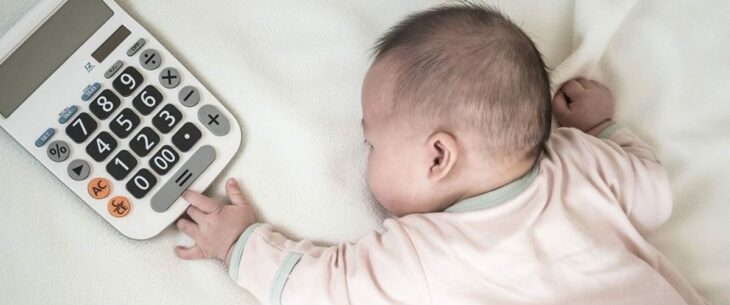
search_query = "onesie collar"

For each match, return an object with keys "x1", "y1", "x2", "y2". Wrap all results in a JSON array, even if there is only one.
[{"x1": 444, "y1": 157, "x2": 540, "y2": 213}]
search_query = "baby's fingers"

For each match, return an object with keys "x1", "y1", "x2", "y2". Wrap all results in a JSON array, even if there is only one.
[
  {"x1": 226, "y1": 178, "x2": 249, "y2": 207},
  {"x1": 561, "y1": 79, "x2": 585, "y2": 98},
  {"x1": 177, "y1": 218, "x2": 200, "y2": 239},
  {"x1": 576, "y1": 78, "x2": 593, "y2": 89},
  {"x1": 552, "y1": 90, "x2": 571, "y2": 114},
  {"x1": 175, "y1": 245, "x2": 204, "y2": 260},
  {"x1": 186, "y1": 205, "x2": 206, "y2": 223},
  {"x1": 183, "y1": 190, "x2": 221, "y2": 214}
]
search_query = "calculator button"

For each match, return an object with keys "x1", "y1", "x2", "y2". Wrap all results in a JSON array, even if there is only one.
[
  {"x1": 149, "y1": 145, "x2": 180, "y2": 176},
  {"x1": 159, "y1": 67, "x2": 181, "y2": 89},
  {"x1": 86, "y1": 131, "x2": 118, "y2": 162},
  {"x1": 139, "y1": 49, "x2": 162, "y2": 70},
  {"x1": 65, "y1": 112, "x2": 98, "y2": 143},
  {"x1": 172, "y1": 122, "x2": 202, "y2": 152},
  {"x1": 108, "y1": 196, "x2": 131, "y2": 218},
  {"x1": 127, "y1": 38, "x2": 145, "y2": 57},
  {"x1": 109, "y1": 108, "x2": 141, "y2": 139},
  {"x1": 58, "y1": 105, "x2": 78, "y2": 124},
  {"x1": 89, "y1": 89, "x2": 121, "y2": 120},
  {"x1": 67, "y1": 159, "x2": 90, "y2": 181},
  {"x1": 178, "y1": 86, "x2": 200, "y2": 107},
  {"x1": 81, "y1": 82, "x2": 101, "y2": 101},
  {"x1": 129, "y1": 127, "x2": 160, "y2": 157},
  {"x1": 107, "y1": 150, "x2": 138, "y2": 181},
  {"x1": 152, "y1": 104, "x2": 183, "y2": 134},
  {"x1": 35, "y1": 128, "x2": 55, "y2": 147},
  {"x1": 151, "y1": 145, "x2": 216, "y2": 213},
  {"x1": 104, "y1": 60, "x2": 124, "y2": 79},
  {"x1": 132, "y1": 85, "x2": 164, "y2": 115},
  {"x1": 113, "y1": 66, "x2": 144, "y2": 97},
  {"x1": 46, "y1": 140, "x2": 70, "y2": 162},
  {"x1": 88, "y1": 177, "x2": 111, "y2": 199},
  {"x1": 127, "y1": 168, "x2": 157, "y2": 199},
  {"x1": 198, "y1": 104, "x2": 230, "y2": 136}
]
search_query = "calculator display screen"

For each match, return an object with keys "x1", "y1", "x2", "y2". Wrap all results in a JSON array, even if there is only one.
[
  {"x1": 0, "y1": 0, "x2": 113, "y2": 118},
  {"x1": 92, "y1": 25, "x2": 130, "y2": 63}
]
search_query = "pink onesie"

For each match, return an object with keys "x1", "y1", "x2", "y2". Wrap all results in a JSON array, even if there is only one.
[{"x1": 228, "y1": 124, "x2": 709, "y2": 305}]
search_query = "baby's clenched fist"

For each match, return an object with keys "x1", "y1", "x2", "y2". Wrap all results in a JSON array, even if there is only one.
[{"x1": 552, "y1": 78, "x2": 615, "y2": 135}]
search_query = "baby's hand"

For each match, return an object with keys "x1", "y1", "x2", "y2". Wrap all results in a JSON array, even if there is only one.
[
  {"x1": 175, "y1": 178, "x2": 256, "y2": 266},
  {"x1": 552, "y1": 78, "x2": 615, "y2": 135}
]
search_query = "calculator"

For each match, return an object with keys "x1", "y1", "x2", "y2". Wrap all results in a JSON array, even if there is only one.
[{"x1": 0, "y1": 0, "x2": 242, "y2": 239}]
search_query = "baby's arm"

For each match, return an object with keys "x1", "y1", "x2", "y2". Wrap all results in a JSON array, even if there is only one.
[
  {"x1": 552, "y1": 79, "x2": 672, "y2": 233},
  {"x1": 176, "y1": 180, "x2": 430, "y2": 305}
]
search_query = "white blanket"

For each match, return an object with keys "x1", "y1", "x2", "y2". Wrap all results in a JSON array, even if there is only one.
[{"x1": 0, "y1": 0, "x2": 727, "y2": 304}]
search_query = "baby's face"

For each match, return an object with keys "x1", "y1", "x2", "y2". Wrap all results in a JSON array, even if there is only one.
[{"x1": 361, "y1": 61, "x2": 434, "y2": 216}]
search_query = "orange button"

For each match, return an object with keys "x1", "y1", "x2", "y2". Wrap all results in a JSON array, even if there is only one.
[
  {"x1": 87, "y1": 177, "x2": 111, "y2": 199},
  {"x1": 108, "y1": 196, "x2": 131, "y2": 218}
]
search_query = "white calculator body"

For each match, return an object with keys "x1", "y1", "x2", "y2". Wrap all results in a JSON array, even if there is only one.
[{"x1": 0, "y1": 0, "x2": 242, "y2": 239}]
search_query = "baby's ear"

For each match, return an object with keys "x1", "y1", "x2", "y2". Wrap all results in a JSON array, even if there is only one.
[{"x1": 426, "y1": 132, "x2": 458, "y2": 182}]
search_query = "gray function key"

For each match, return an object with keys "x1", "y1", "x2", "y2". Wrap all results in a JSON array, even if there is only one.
[
  {"x1": 159, "y1": 67, "x2": 181, "y2": 89},
  {"x1": 178, "y1": 86, "x2": 200, "y2": 107},
  {"x1": 104, "y1": 60, "x2": 123, "y2": 79},
  {"x1": 127, "y1": 38, "x2": 146, "y2": 56},
  {"x1": 67, "y1": 159, "x2": 90, "y2": 181},
  {"x1": 198, "y1": 105, "x2": 229, "y2": 136},
  {"x1": 139, "y1": 49, "x2": 161, "y2": 70},
  {"x1": 47, "y1": 140, "x2": 70, "y2": 162},
  {"x1": 150, "y1": 145, "x2": 216, "y2": 212}
]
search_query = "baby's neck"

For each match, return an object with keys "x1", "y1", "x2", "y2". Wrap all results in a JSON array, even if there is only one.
[{"x1": 450, "y1": 154, "x2": 538, "y2": 207}]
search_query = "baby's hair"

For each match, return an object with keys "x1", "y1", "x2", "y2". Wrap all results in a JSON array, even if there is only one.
[{"x1": 372, "y1": 2, "x2": 551, "y2": 159}]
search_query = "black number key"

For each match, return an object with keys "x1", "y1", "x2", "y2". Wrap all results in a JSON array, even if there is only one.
[
  {"x1": 65, "y1": 112, "x2": 98, "y2": 144},
  {"x1": 109, "y1": 108, "x2": 141, "y2": 139},
  {"x1": 113, "y1": 66, "x2": 144, "y2": 97},
  {"x1": 149, "y1": 145, "x2": 180, "y2": 176},
  {"x1": 127, "y1": 168, "x2": 157, "y2": 199},
  {"x1": 86, "y1": 131, "x2": 118, "y2": 162},
  {"x1": 152, "y1": 104, "x2": 182, "y2": 134},
  {"x1": 132, "y1": 85, "x2": 163, "y2": 115},
  {"x1": 172, "y1": 122, "x2": 202, "y2": 152},
  {"x1": 107, "y1": 150, "x2": 138, "y2": 181},
  {"x1": 89, "y1": 89, "x2": 121, "y2": 120},
  {"x1": 129, "y1": 127, "x2": 160, "y2": 157}
]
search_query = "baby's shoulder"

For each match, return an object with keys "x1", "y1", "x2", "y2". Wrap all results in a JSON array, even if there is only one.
[
  {"x1": 545, "y1": 127, "x2": 597, "y2": 155},
  {"x1": 542, "y1": 127, "x2": 620, "y2": 171}
]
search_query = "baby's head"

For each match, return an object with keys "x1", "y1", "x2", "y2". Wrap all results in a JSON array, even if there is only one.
[{"x1": 361, "y1": 4, "x2": 551, "y2": 216}]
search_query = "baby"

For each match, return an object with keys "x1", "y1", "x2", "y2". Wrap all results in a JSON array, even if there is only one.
[{"x1": 174, "y1": 4, "x2": 708, "y2": 305}]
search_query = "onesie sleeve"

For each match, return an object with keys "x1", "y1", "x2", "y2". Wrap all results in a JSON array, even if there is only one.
[
  {"x1": 577, "y1": 123, "x2": 673, "y2": 234},
  {"x1": 227, "y1": 219, "x2": 431, "y2": 305}
]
